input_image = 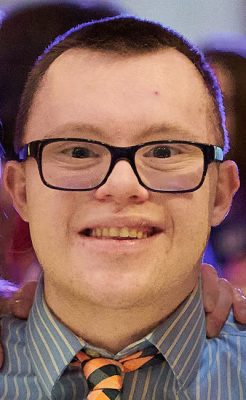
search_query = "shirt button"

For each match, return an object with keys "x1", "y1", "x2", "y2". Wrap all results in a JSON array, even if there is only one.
[{"x1": 85, "y1": 349, "x2": 101, "y2": 358}]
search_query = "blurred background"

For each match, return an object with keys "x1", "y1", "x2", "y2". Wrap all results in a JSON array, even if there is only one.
[
  {"x1": 0, "y1": 0, "x2": 245, "y2": 291},
  {"x1": 1, "y1": 0, "x2": 246, "y2": 43}
]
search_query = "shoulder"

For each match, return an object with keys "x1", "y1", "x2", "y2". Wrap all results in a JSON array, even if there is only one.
[
  {"x1": 0, "y1": 316, "x2": 36, "y2": 398},
  {"x1": 220, "y1": 310, "x2": 246, "y2": 338},
  {"x1": 0, "y1": 315, "x2": 27, "y2": 344},
  {"x1": 0, "y1": 316, "x2": 28, "y2": 374},
  {"x1": 187, "y1": 317, "x2": 246, "y2": 400},
  {"x1": 202, "y1": 311, "x2": 246, "y2": 366}
]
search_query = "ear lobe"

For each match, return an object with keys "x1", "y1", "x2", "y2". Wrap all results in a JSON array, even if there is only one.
[
  {"x1": 3, "y1": 161, "x2": 29, "y2": 222},
  {"x1": 211, "y1": 160, "x2": 240, "y2": 227}
]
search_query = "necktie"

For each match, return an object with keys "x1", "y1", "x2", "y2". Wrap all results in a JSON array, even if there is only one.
[{"x1": 71, "y1": 345, "x2": 162, "y2": 400}]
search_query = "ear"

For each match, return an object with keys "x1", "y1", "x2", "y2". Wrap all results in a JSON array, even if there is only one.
[
  {"x1": 3, "y1": 161, "x2": 29, "y2": 222},
  {"x1": 211, "y1": 160, "x2": 240, "y2": 227}
]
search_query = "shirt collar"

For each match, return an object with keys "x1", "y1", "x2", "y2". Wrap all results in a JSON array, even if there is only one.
[
  {"x1": 26, "y1": 276, "x2": 205, "y2": 397},
  {"x1": 26, "y1": 277, "x2": 84, "y2": 398},
  {"x1": 148, "y1": 280, "x2": 206, "y2": 390}
]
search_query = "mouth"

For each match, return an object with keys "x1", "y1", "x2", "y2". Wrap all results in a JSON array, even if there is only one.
[{"x1": 80, "y1": 226, "x2": 162, "y2": 240}]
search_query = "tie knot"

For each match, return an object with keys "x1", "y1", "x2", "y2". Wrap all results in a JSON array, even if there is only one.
[
  {"x1": 71, "y1": 345, "x2": 162, "y2": 399},
  {"x1": 72, "y1": 353, "x2": 124, "y2": 398}
]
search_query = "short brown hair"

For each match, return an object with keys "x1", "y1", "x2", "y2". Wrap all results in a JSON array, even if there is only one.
[{"x1": 15, "y1": 16, "x2": 229, "y2": 153}]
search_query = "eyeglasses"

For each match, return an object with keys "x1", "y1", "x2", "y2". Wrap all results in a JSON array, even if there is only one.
[{"x1": 17, "y1": 138, "x2": 224, "y2": 193}]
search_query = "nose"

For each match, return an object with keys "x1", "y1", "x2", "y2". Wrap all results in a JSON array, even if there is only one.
[{"x1": 95, "y1": 160, "x2": 149, "y2": 204}]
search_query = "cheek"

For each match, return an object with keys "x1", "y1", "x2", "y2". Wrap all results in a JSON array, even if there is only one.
[
  {"x1": 27, "y1": 195, "x2": 67, "y2": 266},
  {"x1": 162, "y1": 193, "x2": 211, "y2": 296},
  {"x1": 169, "y1": 190, "x2": 211, "y2": 250},
  {"x1": 25, "y1": 179, "x2": 81, "y2": 262}
]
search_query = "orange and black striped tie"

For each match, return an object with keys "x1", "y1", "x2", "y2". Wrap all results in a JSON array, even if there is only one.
[{"x1": 71, "y1": 345, "x2": 162, "y2": 399}]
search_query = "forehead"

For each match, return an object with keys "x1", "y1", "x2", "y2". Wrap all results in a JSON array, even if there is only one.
[{"x1": 24, "y1": 48, "x2": 215, "y2": 145}]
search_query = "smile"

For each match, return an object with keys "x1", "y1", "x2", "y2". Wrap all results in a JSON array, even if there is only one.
[{"x1": 82, "y1": 226, "x2": 162, "y2": 239}]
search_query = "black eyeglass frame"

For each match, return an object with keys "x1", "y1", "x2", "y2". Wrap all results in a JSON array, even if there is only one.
[{"x1": 17, "y1": 138, "x2": 224, "y2": 193}]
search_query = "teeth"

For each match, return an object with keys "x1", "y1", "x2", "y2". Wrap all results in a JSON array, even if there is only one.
[
  {"x1": 109, "y1": 227, "x2": 119, "y2": 237},
  {"x1": 102, "y1": 227, "x2": 109, "y2": 237},
  {"x1": 120, "y1": 227, "x2": 130, "y2": 238},
  {"x1": 137, "y1": 230, "x2": 143, "y2": 239},
  {"x1": 90, "y1": 227, "x2": 150, "y2": 239},
  {"x1": 96, "y1": 228, "x2": 102, "y2": 237},
  {"x1": 129, "y1": 229, "x2": 138, "y2": 238}
]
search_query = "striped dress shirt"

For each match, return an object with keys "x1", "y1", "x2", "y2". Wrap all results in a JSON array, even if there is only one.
[{"x1": 0, "y1": 278, "x2": 245, "y2": 399}]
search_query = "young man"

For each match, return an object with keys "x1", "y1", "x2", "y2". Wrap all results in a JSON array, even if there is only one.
[{"x1": 2, "y1": 16, "x2": 245, "y2": 399}]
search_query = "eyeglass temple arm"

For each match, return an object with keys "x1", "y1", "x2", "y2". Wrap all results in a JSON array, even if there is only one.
[
  {"x1": 18, "y1": 141, "x2": 41, "y2": 161},
  {"x1": 213, "y1": 145, "x2": 224, "y2": 162}
]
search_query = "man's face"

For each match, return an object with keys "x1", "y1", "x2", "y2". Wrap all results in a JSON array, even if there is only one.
[{"x1": 6, "y1": 48, "x2": 236, "y2": 312}]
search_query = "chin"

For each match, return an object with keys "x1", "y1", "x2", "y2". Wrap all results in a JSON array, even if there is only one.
[{"x1": 76, "y1": 275, "x2": 149, "y2": 308}]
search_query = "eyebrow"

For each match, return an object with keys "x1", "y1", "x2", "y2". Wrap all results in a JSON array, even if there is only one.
[
  {"x1": 42, "y1": 122, "x2": 201, "y2": 143},
  {"x1": 42, "y1": 123, "x2": 106, "y2": 139},
  {"x1": 140, "y1": 123, "x2": 200, "y2": 142}
]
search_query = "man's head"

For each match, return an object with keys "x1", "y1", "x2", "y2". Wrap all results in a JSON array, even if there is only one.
[
  {"x1": 5, "y1": 17, "x2": 239, "y2": 316},
  {"x1": 13, "y1": 16, "x2": 229, "y2": 153}
]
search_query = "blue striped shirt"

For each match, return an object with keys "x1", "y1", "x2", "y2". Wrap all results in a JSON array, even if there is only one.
[{"x1": 0, "y1": 278, "x2": 246, "y2": 399}]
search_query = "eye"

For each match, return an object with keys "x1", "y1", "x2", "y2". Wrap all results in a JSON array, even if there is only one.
[
  {"x1": 144, "y1": 145, "x2": 178, "y2": 158},
  {"x1": 71, "y1": 147, "x2": 93, "y2": 158},
  {"x1": 151, "y1": 146, "x2": 171, "y2": 158},
  {"x1": 61, "y1": 146, "x2": 99, "y2": 159}
]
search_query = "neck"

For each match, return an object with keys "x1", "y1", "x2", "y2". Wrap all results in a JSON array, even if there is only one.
[
  {"x1": 47, "y1": 299, "x2": 173, "y2": 353},
  {"x1": 44, "y1": 282, "x2": 194, "y2": 353}
]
